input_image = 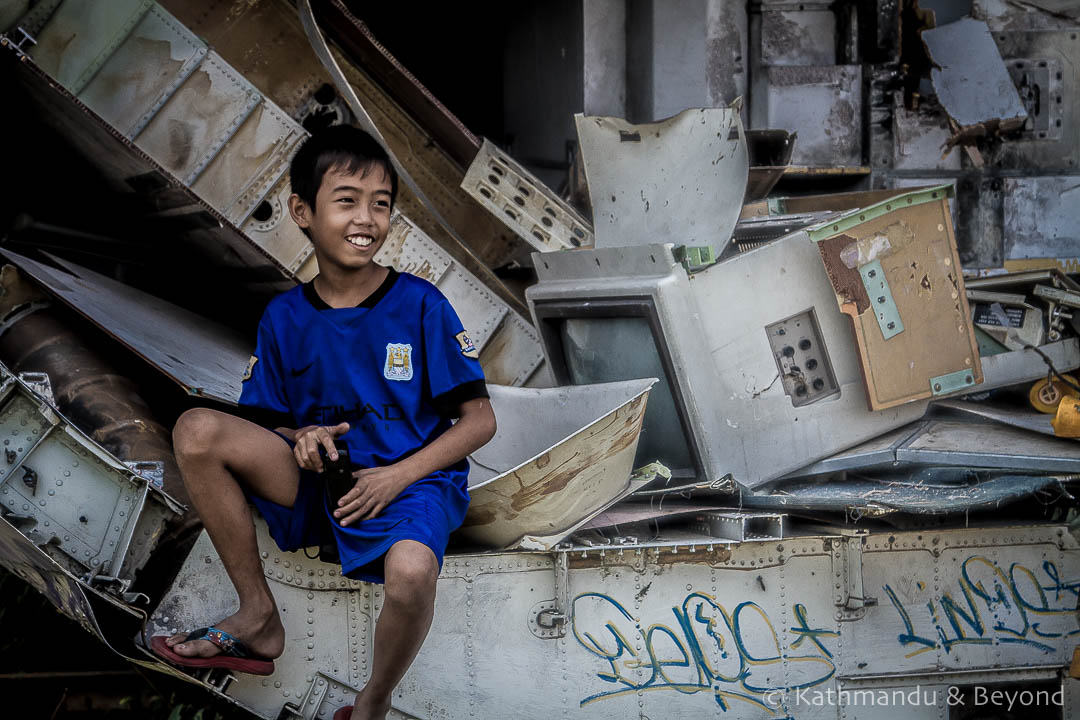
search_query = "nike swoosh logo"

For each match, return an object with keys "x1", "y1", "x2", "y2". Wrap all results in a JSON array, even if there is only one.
[{"x1": 290, "y1": 361, "x2": 314, "y2": 378}]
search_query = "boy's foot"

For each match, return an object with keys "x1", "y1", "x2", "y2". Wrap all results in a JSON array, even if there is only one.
[
  {"x1": 340, "y1": 688, "x2": 391, "y2": 720},
  {"x1": 161, "y1": 606, "x2": 285, "y2": 663}
]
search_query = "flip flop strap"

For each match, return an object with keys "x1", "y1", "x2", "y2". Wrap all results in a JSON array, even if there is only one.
[{"x1": 181, "y1": 626, "x2": 253, "y2": 659}]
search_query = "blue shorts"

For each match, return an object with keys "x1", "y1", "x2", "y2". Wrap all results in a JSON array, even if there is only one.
[{"x1": 249, "y1": 432, "x2": 470, "y2": 583}]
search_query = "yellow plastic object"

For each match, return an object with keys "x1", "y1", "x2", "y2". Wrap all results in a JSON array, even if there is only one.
[
  {"x1": 1052, "y1": 398, "x2": 1080, "y2": 438},
  {"x1": 1029, "y1": 374, "x2": 1080, "y2": 414}
]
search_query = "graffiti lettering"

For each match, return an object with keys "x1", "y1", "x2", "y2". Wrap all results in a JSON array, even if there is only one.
[
  {"x1": 571, "y1": 591, "x2": 835, "y2": 713},
  {"x1": 884, "y1": 557, "x2": 1080, "y2": 658}
]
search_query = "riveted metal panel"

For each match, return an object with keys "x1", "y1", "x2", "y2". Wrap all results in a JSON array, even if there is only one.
[
  {"x1": 462, "y1": 139, "x2": 593, "y2": 252},
  {"x1": 434, "y1": 265, "x2": 507, "y2": 353},
  {"x1": 148, "y1": 522, "x2": 376, "y2": 719},
  {"x1": 135, "y1": 50, "x2": 261, "y2": 184},
  {"x1": 240, "y1": 173, "x2": 315, "y2": 276},
  {"x1": 78, "y1": 4, "x2": 207, "y2": 138},
  {"x1": 0, "y1": 367, "x2": 180, "y2": 589},
  {"x1": 193, "y1": 101, "x2": 306, "y2": 224},
  {"x1": 0, "y1": 514, "x2": 98, "y2": 635},
  {"x1": 26, "y1": 0, "x2": 152, "y2": 93},
  {"x1": 476, "y1": 312, "x2": 544, "y2": 387},
  {"x1": 992, "y1": 31, "x2": 1080, "y2": 171},
  {"x1": 147, "y1": 524, "x2": 1080, "y2": 719},
  {"x1": 376, "y1": 215, "x2": 453, "y2": 285}
]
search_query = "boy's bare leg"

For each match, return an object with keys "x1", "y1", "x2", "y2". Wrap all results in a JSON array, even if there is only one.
[
  {"x1": 350, "y1": 540, "x2": 440, "y2": 720},
  {"x1": 162, "y1": 408, "x2": 301, "y2": 660}
]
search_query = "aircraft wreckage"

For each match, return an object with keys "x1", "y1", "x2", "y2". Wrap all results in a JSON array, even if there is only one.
[{"x1": 2, "y1": 1, "x2": 1080, "y2": 718}]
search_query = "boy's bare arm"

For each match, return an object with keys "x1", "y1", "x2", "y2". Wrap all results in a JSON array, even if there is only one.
[{"x1": 333, "y1": 397, "x2": 497, "y2": 526}]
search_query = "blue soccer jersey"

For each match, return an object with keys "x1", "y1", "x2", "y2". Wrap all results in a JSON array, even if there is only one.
[{"x1": 237, "y1": 269, "x2": 487, "y2": 580}]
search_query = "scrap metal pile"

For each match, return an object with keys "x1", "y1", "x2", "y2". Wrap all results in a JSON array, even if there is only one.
[{"x1": 2, "y1": 0, "x2": 1080, "y2": 718}]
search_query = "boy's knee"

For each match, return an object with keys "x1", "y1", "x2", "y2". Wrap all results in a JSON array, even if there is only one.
[
  {"x1": 172, "y1": 408, "x2": 225, "y2": 460},
  {"x1": 384, "y1": 543, "x2": 438, "y2": 608}
]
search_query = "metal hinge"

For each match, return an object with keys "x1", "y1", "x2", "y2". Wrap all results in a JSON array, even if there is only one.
[
  {"x1": 830, "y1": 536, "x2": 877, "y2": 622},
  {"x1": 529, "y1": 551, "x2": 570, "y2": 638}
]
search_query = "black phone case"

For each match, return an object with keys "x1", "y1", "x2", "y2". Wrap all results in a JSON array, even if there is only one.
[{"x1": 322, "y1": 442, "x2": 353, "y2": 508}]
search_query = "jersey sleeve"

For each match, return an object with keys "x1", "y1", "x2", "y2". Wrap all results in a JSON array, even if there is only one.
[
  {"x1": 423, "y1": 297, "x2": 488, "y2": 418},
  {"x1": 236, "y1": 311, "x2": 294, "y2": 429}
]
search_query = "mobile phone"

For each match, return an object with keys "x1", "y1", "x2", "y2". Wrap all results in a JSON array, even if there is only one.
[{"x1": 322, "y1": 441, "x2": 353, "y2": 509}]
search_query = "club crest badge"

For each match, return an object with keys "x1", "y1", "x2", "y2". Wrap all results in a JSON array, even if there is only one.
[
  {"x1": 384, "y1": 343, "x2": 413, "y2": 381},
  {"x1": 241, "y1": 355, "x2": 258, "y2": 382},
  {"x1": 455, "y1": 331, "x2": 479, "y2": 359}
]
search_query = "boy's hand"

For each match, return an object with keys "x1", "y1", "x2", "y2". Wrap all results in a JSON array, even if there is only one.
[
  {"x1": 334, "y1": 466, "x2": 412, "y2": 526},
  {"x1": 293, "y1": 422, "x2": 350, "y2": 472}
]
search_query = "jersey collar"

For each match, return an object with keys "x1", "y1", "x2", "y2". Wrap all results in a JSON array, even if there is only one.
[{"x1": 302, "y1": 268, "x2": 399, "y2": 310}]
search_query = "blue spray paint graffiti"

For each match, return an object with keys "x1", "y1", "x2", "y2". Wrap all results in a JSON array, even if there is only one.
[
  {"x1": 884, "y1": 556, "x2": 1080, "y2": 658},
  {"x1": 571, "y1": 591, "x2": 835, "y2": 712}
]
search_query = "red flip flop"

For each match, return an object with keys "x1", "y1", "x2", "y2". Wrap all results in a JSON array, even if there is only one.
[
  {"x1": 150, "y1": 626, "x2": 275, "y2": 676},
  {"x1": 333, "y1": 707, "x2": 353, "y2": 720}
]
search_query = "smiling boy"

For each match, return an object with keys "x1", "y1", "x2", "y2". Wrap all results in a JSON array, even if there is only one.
[{"x1": 151, "y1": 126, "x2": 496, "y2": 720}]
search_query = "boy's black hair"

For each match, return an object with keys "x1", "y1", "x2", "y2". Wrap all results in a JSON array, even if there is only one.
[{"x1": 289, "y1": 124, "x2": 398, "y2": 213}]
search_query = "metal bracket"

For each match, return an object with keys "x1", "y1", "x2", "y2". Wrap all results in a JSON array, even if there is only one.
[
  {"x1": 0, "y1": 27, "x2": 38, "y2": 59},
  {"x1": 859, "y1": 260, "x2": 904, "y2": 340},
  {"x1": 930, "y1": 368, "x2": 977, "y2": 396},
  {"x1": 830, "y1": 536, "x2": 877, "y2": 621},
  {"x1": 530, "y1": 551, "x2": 569, "y2": 638},
  {"x1": 18, "y1": 372, "x2": 54, "y2": 405},
  {"x1": 674, "y1": 245, "x2": 717, "y2": 273},
  {"x1": 462, "y1": 139, "x2": 593, "y2": 252},
  {"x1": 692, "y1": 512, "x2": 787, "y2": 541},
  {"x1": 124, "y1": 461, "x2": 165, "y2": 490}
]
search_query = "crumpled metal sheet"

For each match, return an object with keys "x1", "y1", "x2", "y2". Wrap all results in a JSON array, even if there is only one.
[
  {"x1": 934, "y1": 397, "x2": 1059, "y2": 436},
  {"x1": 460, "y1": 379, "x2": 654, "y2": 550},
  {"x1": 2, "y1": 250, "x2": 250, "y2": 404},
  {"x1": 574, "y1": 106, "x2": 748, "y2": 258},
  {"x1": 743, "y1": 469, "x2": 1075, "y2": 515},
  {"x1": 922, "y1": 18, "x2": 1027, "y2": 130}
]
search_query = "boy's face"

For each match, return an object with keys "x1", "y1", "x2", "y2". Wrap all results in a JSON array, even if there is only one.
[{"x1": 289, "y1": 162, "x2": 393, "y2": 273}]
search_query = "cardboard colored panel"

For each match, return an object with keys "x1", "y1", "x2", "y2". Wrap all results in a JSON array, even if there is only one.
[{"x1": 811, "y1": 186, "x2": 983, "y2": 410}]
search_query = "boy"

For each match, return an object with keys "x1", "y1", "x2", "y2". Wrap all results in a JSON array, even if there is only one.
[{"x1": 151, "y1": 125, "x2": 496, "y2": 720}]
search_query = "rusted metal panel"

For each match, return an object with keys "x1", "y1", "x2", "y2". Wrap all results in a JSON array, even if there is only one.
[
  {"x1": 1004, "y1": 176, "x2": 1080, "y2": 261},
  {"x1": 0, "y1": 515, "x2": 99, "y2": 634},
  {"x1": 756, "y1": 65, "x2": 863, "y2": 166},
  {"x1": 134, "y1": 50, "x2": 262, "y2": 185},
  {"x1": 313, "y1": 0, "x2": 481, "y2": 169},
  {"x1": 25, "y1": 0, "x2": 152, "y2": 93},
  {"x1": 8, "y1": 53, "x2": 296, "y2": 295},
  {"x1": 460, "y1": 379, "x2": 654, "y2": 550},
  {"x1": 1, "y1": 250, "x2": 250, "y2": 405},
  {"x1": 760, "y1": 6, "x2": 836, "y2": 66},
  {"x1": 78, "y1": 3, "x2": 207, "y2": 138},
  {"x1": 192, "y1": 101, "x2": 306, "y2": 224},
  {"x1": 892, "y1": 96, "x2": 961, "y2": 171}
]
